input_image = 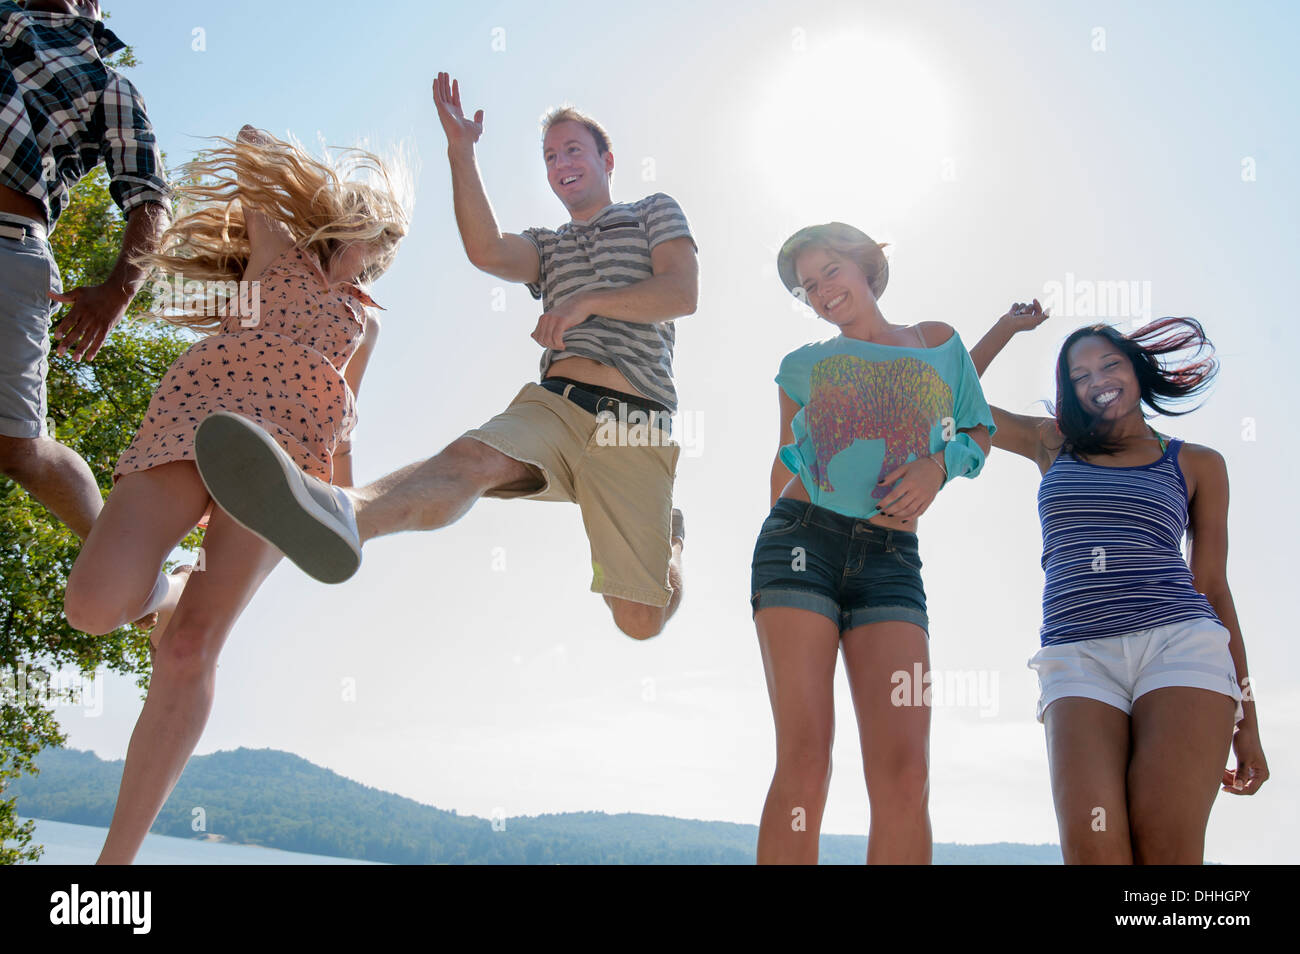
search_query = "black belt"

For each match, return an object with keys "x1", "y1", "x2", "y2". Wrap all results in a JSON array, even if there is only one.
[{"x1": 539, "y1": 376, "x2": 673, "y2": 436}]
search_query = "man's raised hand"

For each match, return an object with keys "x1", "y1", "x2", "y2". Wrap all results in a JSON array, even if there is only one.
[{"x1": 432, "y1": 72, "x2": 484, "y2": 149}]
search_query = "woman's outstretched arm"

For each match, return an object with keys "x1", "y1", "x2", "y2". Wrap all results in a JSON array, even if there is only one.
[
  {"x1": 1185, "y1": 444, "x2": 1269, "y2": 795},
  {"x1": 969, "y1": 299, "x2": 1049, "y2": 376},
  {"x1": 970, "y1": 299, "x2": 1059, "y2": 465},
  {"x1": 987, "y1": 405, "x2": 1061, "y2": 468}
]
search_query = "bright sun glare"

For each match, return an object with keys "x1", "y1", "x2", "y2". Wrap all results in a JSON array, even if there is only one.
[{"x1": 755, "y1": 30, "x2": 953, "y2": 220}]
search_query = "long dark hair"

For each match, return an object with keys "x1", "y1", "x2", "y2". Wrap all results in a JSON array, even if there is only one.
[{"x1": 1050, "y1": 317, "x2": 1217, "y2": 457}]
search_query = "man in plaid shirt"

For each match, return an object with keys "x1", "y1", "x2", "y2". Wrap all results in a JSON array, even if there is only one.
[{"x1": 0, "y1": 0, "x2": 169, "y2": 550}]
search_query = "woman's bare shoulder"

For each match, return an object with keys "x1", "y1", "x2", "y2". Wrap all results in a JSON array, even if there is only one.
[{"x1": 917, "y1": 321, "x2": 955, "y2": 346}]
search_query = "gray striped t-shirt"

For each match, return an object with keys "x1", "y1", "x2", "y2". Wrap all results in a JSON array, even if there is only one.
[{"x1": 521, "y1": 192, "x2": 697, "y2": 412}]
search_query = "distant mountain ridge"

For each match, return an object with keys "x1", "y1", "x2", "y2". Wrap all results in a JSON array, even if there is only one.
[{"x1": 9, "y1": 747, "x2": 1061, "y2": 864}]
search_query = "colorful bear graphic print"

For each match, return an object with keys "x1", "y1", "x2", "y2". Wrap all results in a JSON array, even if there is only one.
[{"x1": 805, "y1": 354, "x2": 952, "y2": 500}]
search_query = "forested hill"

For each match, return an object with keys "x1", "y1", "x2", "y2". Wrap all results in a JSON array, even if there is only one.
[{"x1": 10, "y1": 747, "x2": 1061, "y2": 864}]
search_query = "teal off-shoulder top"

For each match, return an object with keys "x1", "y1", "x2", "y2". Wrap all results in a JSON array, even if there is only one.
[{"x1": 776, "y1": 329, "x2": 997, "y2": 521}]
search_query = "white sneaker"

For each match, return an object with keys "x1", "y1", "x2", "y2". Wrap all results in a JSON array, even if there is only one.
[{"x1": 194, "y1": 412, "x2": 362, "y2": 583}]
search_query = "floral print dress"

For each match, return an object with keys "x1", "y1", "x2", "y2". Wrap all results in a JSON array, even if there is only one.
[{"x1": 113, "y1": 245, "x2": 376, "y2": 526}]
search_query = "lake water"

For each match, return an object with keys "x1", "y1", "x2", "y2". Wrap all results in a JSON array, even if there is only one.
[{"x1": 16, "y1": 818, "x2": 381, "y2": 865}]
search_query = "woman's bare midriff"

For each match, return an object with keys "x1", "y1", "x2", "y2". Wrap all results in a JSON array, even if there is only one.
[
  {"x1": 776, "y1": 475, "x2": 920, "y2": 532},
  {"x1": 542, "y1": 354, "x2": 640, "y2": 395}
]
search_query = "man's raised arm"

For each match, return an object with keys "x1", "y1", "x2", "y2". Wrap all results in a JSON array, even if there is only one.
[{"x1": 433, "y1": 71, "x2": 539, "y2": 284}]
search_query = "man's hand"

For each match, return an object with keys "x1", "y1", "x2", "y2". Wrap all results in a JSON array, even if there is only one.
[
  {"x1": 49, "y1": 282, "x2": 134, "y2": 362},
  {"x1": 48, "y1": 202, "x2": 167, "y2": 362},
  {"x1": 531, "y1": 294, "x2": 593, "y2": 351},
  {"x1": 433, "y1": 72, "x2": 484, "y2": 151}
]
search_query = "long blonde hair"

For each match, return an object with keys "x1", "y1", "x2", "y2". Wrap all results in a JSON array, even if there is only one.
[{"x1": 142, "y1": 130, "x2": 413, "y2": 332}]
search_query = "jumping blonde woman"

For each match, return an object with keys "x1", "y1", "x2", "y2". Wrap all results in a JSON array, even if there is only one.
[
  {"x1": 751, "y1": 222, "x2": 996, "y2": 863},
  {"x1": 61, "y1": 126, "x2": 411, "y2": 864},
  {"x1": 970, "y1": 312, "x2": 1269, "y2": 863}
]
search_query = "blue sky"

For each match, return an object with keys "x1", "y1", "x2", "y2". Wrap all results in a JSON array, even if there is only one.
[{"x1": 45, "y1": 0, "x2": 1300, "y2": 861}]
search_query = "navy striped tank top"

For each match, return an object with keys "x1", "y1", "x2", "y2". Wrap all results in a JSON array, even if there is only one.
[{"x1": 1037, "y1": 436, "x2": 1220, "y2": 646}]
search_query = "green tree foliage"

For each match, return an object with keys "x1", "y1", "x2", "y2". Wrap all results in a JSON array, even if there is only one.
[{"x1": 0, "y1": 167, "x2": 201, "y2": 864}]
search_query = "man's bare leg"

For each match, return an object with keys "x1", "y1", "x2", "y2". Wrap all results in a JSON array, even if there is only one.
[
  {"x1": 0, "y1": 434, "x2": 103, "y2": 540},
  {"x1": 196, "y1": 415, "x2": 676, "y2": 625},
  {"x1": 349, "y1": 436, "x2": 543, "y2": 543},
  {"x1": 194, "y1": 415, "x2": 551, "y2": 583}
]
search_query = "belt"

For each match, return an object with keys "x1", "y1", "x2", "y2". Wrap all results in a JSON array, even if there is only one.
[
  {"x1": 0, "y1": 214, "x2": 46, "y2": 242},
  {"x1": 539, "y1": 376, "x2": 673, "y2": 436}
]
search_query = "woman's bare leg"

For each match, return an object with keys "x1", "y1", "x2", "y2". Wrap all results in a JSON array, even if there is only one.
[
  {"x1": 96, "y1": 506, "x2": 282, "y2": 864},
  {"x1": 64, "y1": 461, "x2": 209, "y2": 635},
  {"x1": 755, "y1": 606, "x2": 840, "y2": 864},
  {"x1": 840, "y1": 621, "x2": 932, "y2": 864},
  {"x1": 1127, "y1": 687, "x2": 1236, "y2": 864},
  {"x1": 1043, "y1": 697, "x2": 1133, "y2": 863}
]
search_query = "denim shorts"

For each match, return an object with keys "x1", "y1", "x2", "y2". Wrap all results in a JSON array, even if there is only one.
[{"x1": 749, "y1": 497, "x2": 929, "y2": 635}]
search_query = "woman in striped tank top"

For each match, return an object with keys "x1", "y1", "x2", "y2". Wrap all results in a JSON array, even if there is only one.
[{"x1": 971, "y1": 312, "x2": 1269, "y2": 864}]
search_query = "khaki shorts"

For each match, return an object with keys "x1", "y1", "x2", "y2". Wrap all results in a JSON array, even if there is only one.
[{"x1": 462, "y1": 382, "x2": 680, "y2": 607}]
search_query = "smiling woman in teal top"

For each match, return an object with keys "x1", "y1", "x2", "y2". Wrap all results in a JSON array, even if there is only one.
[{"x1": 750, "y1": 221, "x2": 1006, "y2": 867}]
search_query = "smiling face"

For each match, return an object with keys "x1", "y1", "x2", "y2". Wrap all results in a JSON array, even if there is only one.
[
  {"x1": 1066, "y1": 334, "x2": 1139, "y2": 422},
  {"x1": 794, "y1": 245, "x2": 875, "y2": 328},
  {"x1": 542, "y1": 120, "x2": 613, "y2": 212}
]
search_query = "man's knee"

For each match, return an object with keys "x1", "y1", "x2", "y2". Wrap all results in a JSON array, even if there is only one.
[{"x1": 607, "y1": 597, "x2": 667, "y2": 641}]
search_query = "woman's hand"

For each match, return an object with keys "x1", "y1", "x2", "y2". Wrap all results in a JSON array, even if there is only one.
[
  {"x1": 999, "y1": 298, "x2": 1050, "y2": 334},
  {"x1": 971, "y1": 299, "x2": 1050, "y2": 377},
  {"x1": 1222, "y1": 723, "x2": 1269, "y2": 795},
  {"x1": 875, "y1": 455, "x2": 946, "y2": 522}
]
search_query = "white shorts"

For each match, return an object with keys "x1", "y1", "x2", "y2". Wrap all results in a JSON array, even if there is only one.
[{"x1": 1028, "y1": 617, "x2": 1244, "y2": 725}]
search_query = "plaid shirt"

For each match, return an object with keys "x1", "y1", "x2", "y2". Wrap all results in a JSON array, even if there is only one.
[{"x1": 0, "y1": 1, "x2": 168, "y2": 228}]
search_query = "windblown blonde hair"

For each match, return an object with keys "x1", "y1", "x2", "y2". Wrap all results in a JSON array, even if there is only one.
[{"x1": 141, "y1": 130, "x2": 413, "y2": 332}]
